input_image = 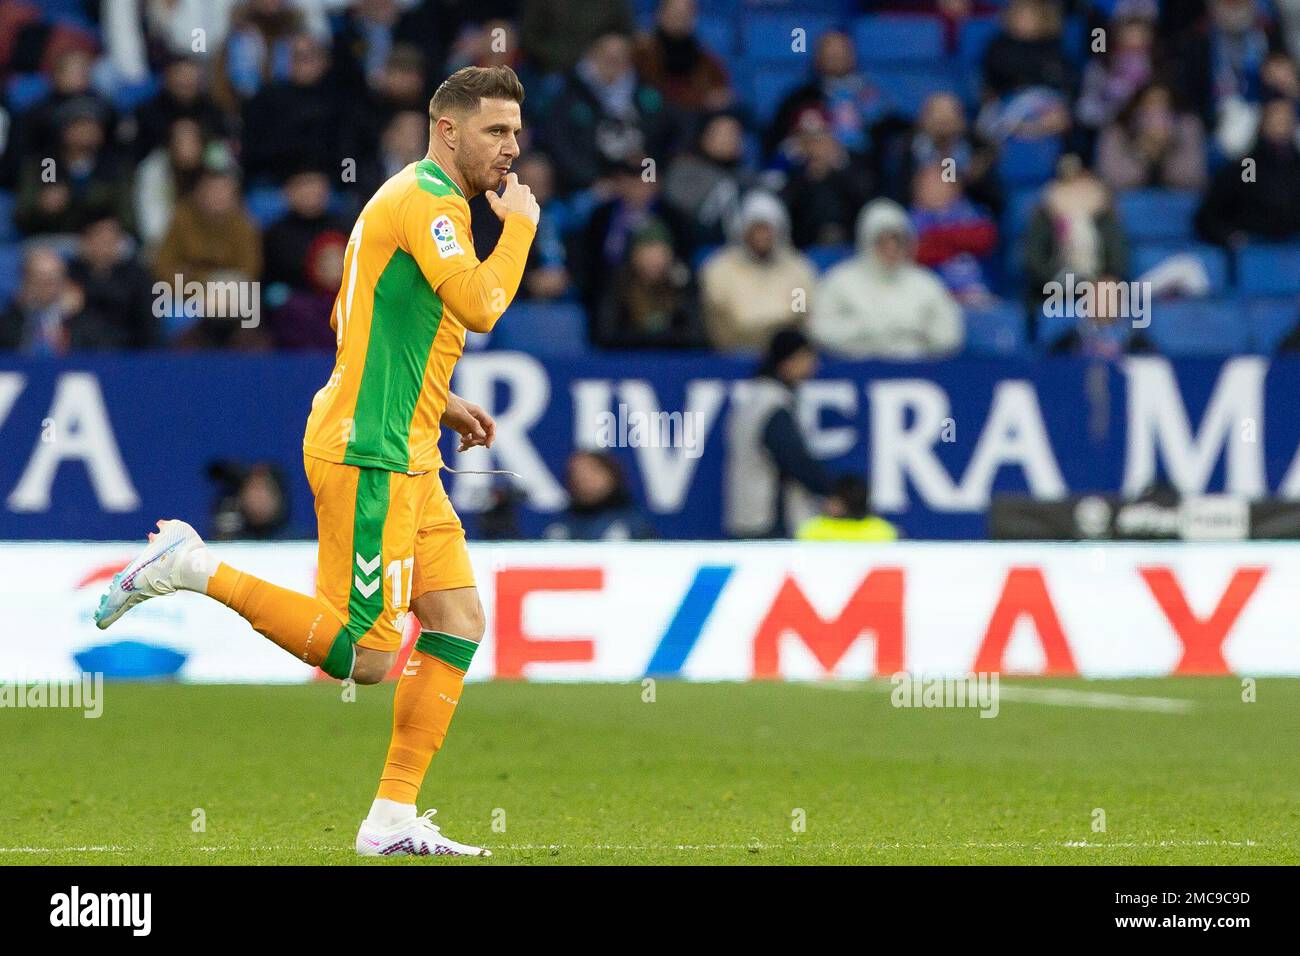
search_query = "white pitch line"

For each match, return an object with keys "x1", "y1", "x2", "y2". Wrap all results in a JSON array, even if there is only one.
[
  {"x1": 816, "y1": 680, "x2": 1197, "y2": 713},
  {"x1": 0, "y1": 839, "x2": 1260, "y2": 853}
]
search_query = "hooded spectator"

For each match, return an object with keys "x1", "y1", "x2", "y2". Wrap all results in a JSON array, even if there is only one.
[
  {"x1": 699, "y1": 191, "x2": 817, "y2": 352},
  {"x1": 810, "y1": 198, "x2": 964, "y2": 359}
]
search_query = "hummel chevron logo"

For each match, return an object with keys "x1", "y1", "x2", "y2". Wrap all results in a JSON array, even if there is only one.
[{"x1": 355, "y1": 552, "x2": 381, "y2": 598}]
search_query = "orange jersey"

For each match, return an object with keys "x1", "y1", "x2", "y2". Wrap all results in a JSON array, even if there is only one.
[{"x1": 303, "y1": 159, "x2": 536, "y2": 473}]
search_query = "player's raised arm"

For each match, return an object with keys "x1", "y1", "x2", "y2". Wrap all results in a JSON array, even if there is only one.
[{"x1": 398, "y1": 188, "x2": 536, "y2": 334}]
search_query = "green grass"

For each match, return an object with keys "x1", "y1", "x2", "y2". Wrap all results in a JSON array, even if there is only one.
[{"x1": 2, "y1": 678, "x2": 1297, "y2": 865}]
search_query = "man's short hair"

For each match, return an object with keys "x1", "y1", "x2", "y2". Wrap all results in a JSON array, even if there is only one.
[{"x1": 429, "y1": 65, "x2": 524, "y2": 122}]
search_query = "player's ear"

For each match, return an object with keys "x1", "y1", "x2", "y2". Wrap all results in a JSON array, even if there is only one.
[{"x1": 433, "y1": 115, "x2": 457, "y2": 150}]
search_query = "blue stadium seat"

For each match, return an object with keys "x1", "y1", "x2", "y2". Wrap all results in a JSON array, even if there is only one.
[
  {"x1": 112, "y1": 76, "x2": 160, "y2": 112},
  {"x1": 695, "y1": 13, "x2": 736, "y2": 57},
  {"x1": 1035, "y1": 307, "x2": 1077, "y2": 350},
  {"x1": 741, "y1": 12, "x2": 837, "y2": 60},
  {"x1": 0, "y1": 191, "x2": 16, "y2": 243},
  {"x1": 749, "y1": 63, "x2": 809, "y2": 123},
  {"x1": 1246, "y1": 296, "x2": 1300, "y2": 352},
  {"x1": 997, "y1": 136, "x2": 1061, "y2": 187},
  {"x1": 488, "y1": 302, "x2": 588, "y2": 357},
  {"x1": 868, "y1": 66, "x2": 959, "y2": 119},
  {"x1": 852, "y1": 15, "x2": 945, "y2": 66},
  {"x1": 1003, "y1": 187, "x2": 1044, "y2": 243},
  {"x1": 1115, "y1": 189, "x2": 1200, "y2": 242},
  {"x1": 1238, "y1": 244, "x2": 1300, "y2": 296},
  {"x1": 245, "y1": 188, "x2": 287, "y2": 228},
  {"x1": 0, "y1": 243, "x2": 24, "y2": 309},
  {"x1": 964, "y1": 299, "x2": 1027, "y2": 357},
  {"x1": 807, "y1": 244, "x2": 852, "y2": 272},
  {"x1": 958, "y1": 15, "x2": 1000, "y2": 68},
  {"x1": 6, "y1": 74, "x2": 51, "y2": 113},
  {"x1": 1131, "y1": 243, "x2": 1230, "y2": 294},
  {"x1": 1145, "y1": 299, "x2": 1250, "y2": 355}
]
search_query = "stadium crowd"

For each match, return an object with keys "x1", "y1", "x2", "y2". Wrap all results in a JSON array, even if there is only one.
[{"x1": 2, "y1": 0, "x2": 1300, "y2": 359}]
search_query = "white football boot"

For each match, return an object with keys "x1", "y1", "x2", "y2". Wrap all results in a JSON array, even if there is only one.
[
  {"x1": 94, "y1": 519, "x2": 215, "y2": 629},
  {"x1": 355, "y1": 809, "x2": 492, "y2": 858}
]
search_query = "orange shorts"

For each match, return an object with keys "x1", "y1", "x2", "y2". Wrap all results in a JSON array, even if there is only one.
[{"x1": 304, "y1": 453, "x2": 476, "y2": 653}]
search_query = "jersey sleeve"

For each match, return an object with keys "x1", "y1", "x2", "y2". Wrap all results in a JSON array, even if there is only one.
[{"x1": 397, "y1": 186, "x2": 537, "y2": 333}]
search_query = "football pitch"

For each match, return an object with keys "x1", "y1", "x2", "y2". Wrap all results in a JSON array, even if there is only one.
[{"x1": 3, "y1": 678, "x2": 1297, "y2": 865}]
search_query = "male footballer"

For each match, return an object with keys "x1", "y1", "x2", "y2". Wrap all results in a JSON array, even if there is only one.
[{"x1": 94, "y1": 66, "x2": 539, "y2": 858}]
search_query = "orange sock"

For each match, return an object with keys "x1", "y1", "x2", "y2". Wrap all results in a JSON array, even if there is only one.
[
  {"x1": 206, "y1": 562, "x2": 354, "y2": 678},
  {"x1": 377, "y1": 631, "x2": 477, "y2": 804}
]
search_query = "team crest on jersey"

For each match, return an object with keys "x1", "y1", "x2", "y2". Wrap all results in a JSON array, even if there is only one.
[{"x1": 431, "y1": 215, "x2": 462, "y2": 258}]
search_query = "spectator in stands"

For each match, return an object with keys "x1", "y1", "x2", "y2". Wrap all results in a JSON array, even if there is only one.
[
  {"x1": 208, "y1": 460, "x2": 298, "y2": 540},
  {"x1": 240, "y1": 31, "x2": 348, "y2": 184},
  {"x1": 1025, "y1": 156, "x2": 1129, "y2": 329},
  {"x1": 780, "y1": 106, "x2": 874, "y2": 248},
  {"x1": 570, "y1": 157, "x2": 688, "y2": 320},
  {"x1": 724, "y1": 328, "x2": 835, "y2": 539},
  {"x1": 1075, "y1": 1, "x2": 1159, "y2": 137},
  {"x1": 977, "y1": 0, "x2": 1075, "y2": 143},
  {"x1": 910, "y1": 163, "x2": 998, "y2": 305},
  {"x1": 217, "y1": 0, "x2": 309, "y2": 105},
  {"x1": 663, "y1": 111, "x2": 776, "y2": 249},
  {"x1": 269, "y1": 230, "x2": 346, "y2": 350},
  {"x1": 1045, "y1": 276, "x2": 1156, "y2": 356},
  {"x1": 893, "y1": 92, "x2": 1000, "y2": 212},
  {"x1": 699, "y1": 191, "x2": 817, "y2": 353},
  {"x1": 262, "y1": 167, "x2": 347, "y2": 291},
  {"x1": 521, "y1": 0, "x2": 637, "y2": 75},
  {"x1": 594, "y1": 217, "x2": 701, "y2": 349},
  {"x1": 1213, "y1": 49, "x2": 1300, "y2": 159},
  {"x1": 15, "y1": 97, "x2": 132, "y2": 237},
  {"x1": 0, "y1": 246, "x2": 98, "y2": 354},
  {"x1": 810, "y1": 198, "x2": 964, "y2": 359},
  {"x1": 69, "y1": 213, "x2": 160, "y2": 349},
  {"x1": 633, "y1": 0, "x2": 733, "y2": 113},
  {"x1": 514, "y1": 153, "x2": 572, "y2": 301},
  {"x1": 328, "y1": 0, "x2": 404, "y2": 94},
  {"x1": 145, "y1": 0, "x2": 241, "y2": 60},
  {"x1": 1168, "y1": 0, "x2": 1285, "y2": 133},
  {"x1": 1196, "y1": 94, "x2": 1300, "y2": 245},
  {"x1": 155, "y1": 159, "x2": 263, "y2": 348},
  {"x1": 1096, "y1": 82, "x2": 1207, "y2": 191},
  {"x1": 16, "y1": 48, "x2": 110, "y2": 161},
  {"x1": 796, "y1": 476, "x2": 899, "y2": 542},
  {"x1": 134, "y1": 117, "x2": 210, "y2": 253},
  {"x1": 355, "y1": 108, "x2": 427, "y2": 201},
  {"x1": 766, "y1": 30, "x2": 889, "y2": 161},
  {"x1": 544, "y1": 451, "x2": 656, "y2": 541},
  {"x1": 132, "y1": 55, "x2": 230, "y2": 162},
  {"x1": 543, "y1": 31, "x2": 678, "y2": 193}
]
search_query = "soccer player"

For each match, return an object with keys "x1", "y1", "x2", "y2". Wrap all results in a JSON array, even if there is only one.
[{"x1": 93, "y1": 66, "x2": 539, "y2": 858}]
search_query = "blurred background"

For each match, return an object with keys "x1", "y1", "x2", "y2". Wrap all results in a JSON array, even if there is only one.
[{"x1": 2, "y1": 0, "x2": 1300, "y2": 550}]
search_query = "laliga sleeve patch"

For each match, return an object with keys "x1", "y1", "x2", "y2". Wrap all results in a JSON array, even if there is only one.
[{"x1": 431, "y1": 215, "x2": 464, "y2": 258}]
